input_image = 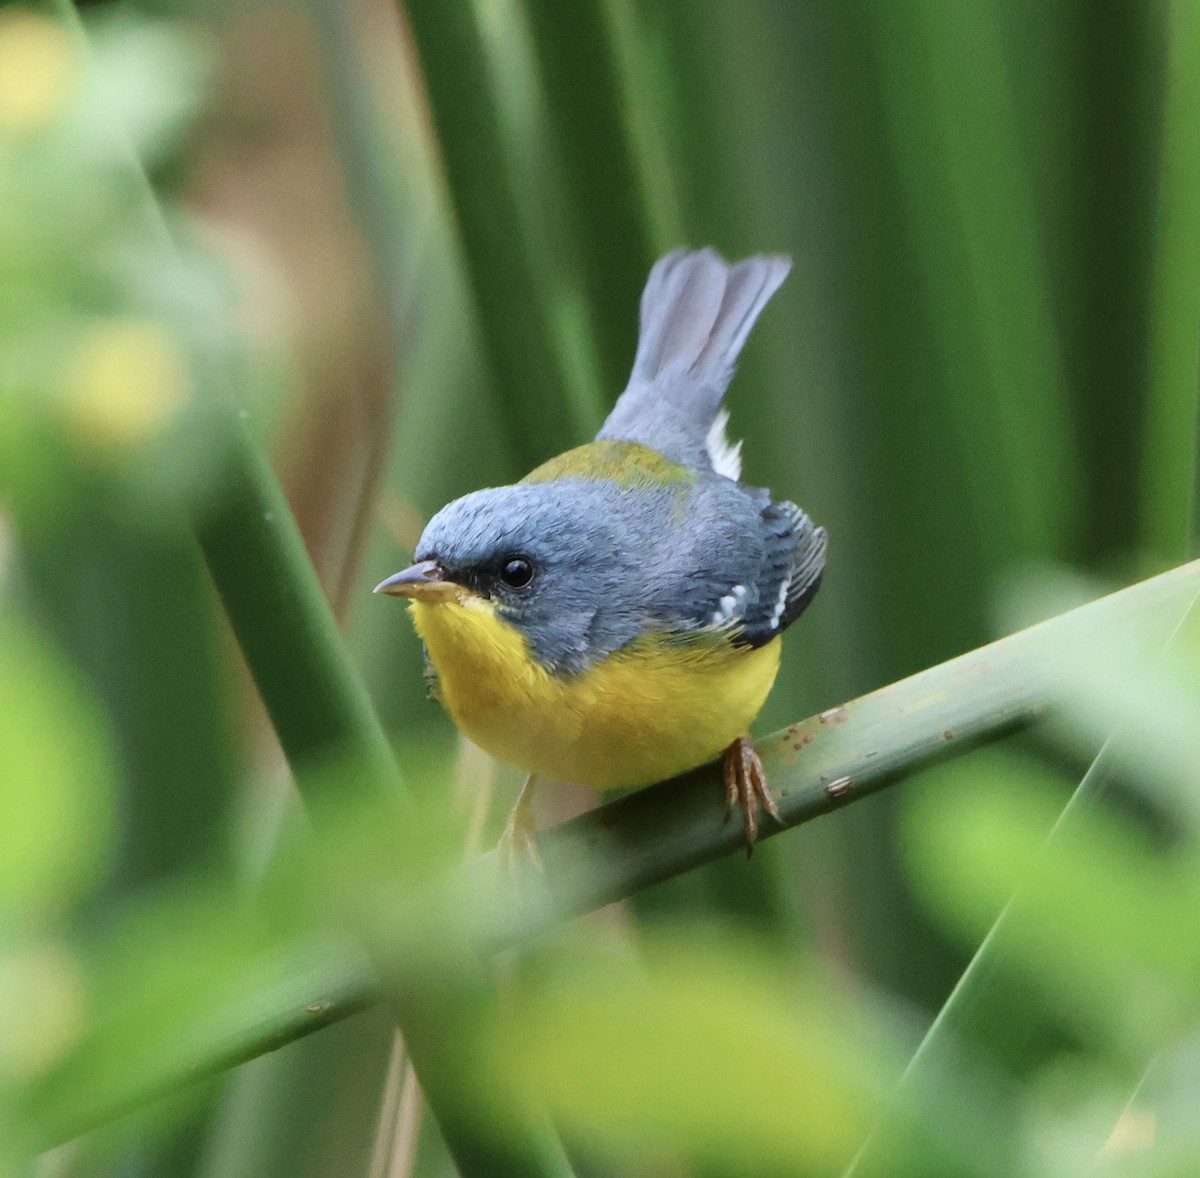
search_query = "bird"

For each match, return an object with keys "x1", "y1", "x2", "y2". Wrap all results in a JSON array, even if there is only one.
[{"x1": 374, "y1": 247, "x2": 826, "y2": 863}]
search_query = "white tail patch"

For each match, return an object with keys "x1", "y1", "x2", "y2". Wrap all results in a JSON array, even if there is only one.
[{"x1": 705, "y1": 409, "x2": 743, "y2": 480}]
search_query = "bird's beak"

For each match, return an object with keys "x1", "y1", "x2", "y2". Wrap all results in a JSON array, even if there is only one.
[{"x1": 373, "y1": 560, "x2": 463, "y2": 603}]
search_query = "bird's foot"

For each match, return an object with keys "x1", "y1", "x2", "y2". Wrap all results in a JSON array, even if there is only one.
[
  {"x1": 497, "y1": 774, "x2": 543, "y2": 875},
  {"x1": 722, "y1": 735, "x2": 782, "y2": 856}
]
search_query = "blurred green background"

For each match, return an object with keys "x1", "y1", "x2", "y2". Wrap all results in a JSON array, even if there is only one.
[{"x1": 1, "y1": 0, "x2": 1199, "y2": 1174}]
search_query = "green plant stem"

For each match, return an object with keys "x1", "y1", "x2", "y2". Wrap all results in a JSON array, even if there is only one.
[
  {"x1": 195, "y1": 417, "x2": 573, "y2": 1178},
  {"x1": 521, "y1": 0, "x2": 657, "y2": 396},
  {"x1": 39, "y1": 557, "x2": 1200, "y2": 1148},
  {"x1": 25, "y1": 943, "x2": 378, "y2": 1155},
  {"x1": 195, "y1": 422, "x2": 403, "y2": 802},
  {"x1": 863, "y1": 0, "x2": 1076, "y2": 563},
  {"x1": 1140, "y1": 0, "x2": 1200, "y2": 567},
  {"x1": 399, "y1": 0, "x2": 596, "y2": 465}
]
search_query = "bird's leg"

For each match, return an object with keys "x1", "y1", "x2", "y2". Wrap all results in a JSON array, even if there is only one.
[
  {"x1": 497, "y1": 773, "x2": 543, "y2": 873},
  {"x1": 722, "y1": 735, "x2": 782, "y2": 856}
]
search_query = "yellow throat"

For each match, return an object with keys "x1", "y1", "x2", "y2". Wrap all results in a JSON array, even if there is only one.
[{"x1": 410, "y1": 596, "x2": 781, "y2": 790}]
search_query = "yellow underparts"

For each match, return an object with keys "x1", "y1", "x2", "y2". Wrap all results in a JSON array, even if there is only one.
[{"x1": 410, "y1": 596, "x2": 781, "y2": 790}]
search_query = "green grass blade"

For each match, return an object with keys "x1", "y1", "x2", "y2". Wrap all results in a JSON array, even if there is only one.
[
  {"x1": 399, "y1": 0, "x2": 599, "y2": 466},
  {"x1": 195, "y1": 421, "x2": 402, "y2": 803},
  {"x1": 864, "y1": 0, "x2": 1077, "y2": 562},
  {"x1": 26, "y1": 944, "x2": 377, "y2": 1152},
  {"x1": 1141, "y1": 0, "x2": 1200, "y2": 567},
  {"x1": 521, "y1": 0, "x2": 657, "y2": 397}
]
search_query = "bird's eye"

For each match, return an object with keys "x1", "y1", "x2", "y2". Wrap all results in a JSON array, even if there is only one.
[{"x1": 500, "y1": 556, "x2": 534, "y2": 588}]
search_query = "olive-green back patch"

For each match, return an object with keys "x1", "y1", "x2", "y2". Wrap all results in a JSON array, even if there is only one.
[{"x1": 522, "y1": 441, "x2": 694, "y2": 488}]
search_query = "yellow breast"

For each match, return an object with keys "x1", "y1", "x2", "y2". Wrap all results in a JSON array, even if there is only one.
[{"x1": 410, "y1": 597, "x2": 781, "y2": 790}]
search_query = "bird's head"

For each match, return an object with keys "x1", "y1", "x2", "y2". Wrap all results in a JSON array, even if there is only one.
[{"x1": 374, "y1": 480, "x2": 671, "y2": 675}]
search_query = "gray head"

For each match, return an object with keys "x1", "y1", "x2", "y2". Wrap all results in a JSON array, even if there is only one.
[{"x1": 374, "y1": 480, "x2": 687, "y2": 674}]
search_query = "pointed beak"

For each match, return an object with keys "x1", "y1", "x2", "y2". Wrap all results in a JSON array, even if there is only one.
[{"x1": 373, "y1": 560, "x2": 462, "y2": 602}]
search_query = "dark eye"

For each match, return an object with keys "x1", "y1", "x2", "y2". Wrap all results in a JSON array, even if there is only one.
[{"x1": 499, "y1": 556, "x2": 534, "y2": 588}]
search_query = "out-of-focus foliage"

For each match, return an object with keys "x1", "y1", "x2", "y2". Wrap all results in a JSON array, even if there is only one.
[
  {"x1": 493, "y1": 936, "x2": 894, "y2": 1174},
  {"x1": 0, "y1": 1, "x2": 1198, "y2": 1177},
  {"x1": 0, "y1": 615, "x2": 113, "y2": 1169},
  {"x1": 892, "y1": 615, "x2": 1200, "y2": 1178},
  {"x1": 0, "y1": 7, "x2": 240, "y2": 524}
]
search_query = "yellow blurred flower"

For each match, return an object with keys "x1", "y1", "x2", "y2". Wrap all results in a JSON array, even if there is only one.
[
  {"x1": 0, "y1": 10, "x2": 77, "y2": 135},
  {"x1": 62, "y1": 320, "x2": 190, "y2": 450},
  {"x1": 0, "y1": 944, "x2": 85, "y2": 1077}
]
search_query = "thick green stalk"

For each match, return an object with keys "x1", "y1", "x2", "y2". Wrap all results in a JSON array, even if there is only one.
[
  {"x1": 864, "y1": 0, "x2": 1076, "y2": 563},
  {"x1": 521, "y1": 0, "x2": 658, "y2": 397},
  {"x1": 399, "y1": 0, "x2": 598, "y2": 465},
  {"x1": 25, "y1": 943, "x2": 377, "y2": 1154},
  {"x1": 1140, "y1": 0, "x2": 1200, "y2": 567},
  {"x1": 195, "y1": 418, "x2": 573, "y2": 1178},
  {"x1": 195, "y1": 422, "x2": 402, "y2": 802},
  {"x1": 303, "y1": 0, "x2": 413, "y2": 328},
  {"x1": 36, "y1": 558, "x2": 1200, "y2": 1147}
]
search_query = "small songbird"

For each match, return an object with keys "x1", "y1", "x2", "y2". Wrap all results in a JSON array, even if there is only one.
[{"x1": 375, "y1": 248, "x2": 826, "y2": 860}]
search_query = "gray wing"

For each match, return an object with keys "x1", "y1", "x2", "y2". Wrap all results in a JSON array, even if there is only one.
[
  {"x1": 596, "y1": 248, "x2": 791, "y2": 473},
  {"x1": 632, "y1": 478, "x2": 826, "y2": 649},
  {"x1": 733, "y1": 496, "x2": 827, "y2": 648}
]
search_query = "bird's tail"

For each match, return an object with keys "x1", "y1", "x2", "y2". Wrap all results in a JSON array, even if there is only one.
[
  {"x1": 631, "y1": 248, "x2": 791, "y2": 387},
  {"x1": 598, "y1": 248, "x2": 791, "y2": 466}
]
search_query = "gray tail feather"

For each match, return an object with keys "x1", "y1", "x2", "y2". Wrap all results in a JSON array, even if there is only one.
[
  {"x1": 630, "y1": 248, "x2": 792, "y2": 386},
  {"x1": 597, "y1": 248, "x2": 791, "y2": 464}
]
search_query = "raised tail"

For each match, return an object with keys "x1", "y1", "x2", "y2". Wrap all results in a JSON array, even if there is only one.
[{"x1": 597, "y1": 248, "x2": 791, "y2": 470}]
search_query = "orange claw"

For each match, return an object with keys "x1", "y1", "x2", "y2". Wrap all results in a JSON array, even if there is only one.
[{"x1": 722, "y1": 735, "x2": 782, "y2": 855}]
